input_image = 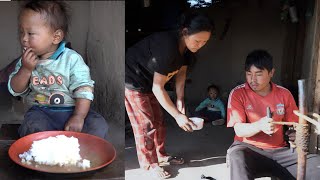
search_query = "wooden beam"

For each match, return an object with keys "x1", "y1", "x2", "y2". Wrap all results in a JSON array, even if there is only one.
[{"x1": 310, "y1": 0, "x2": 320, "y2": 154}]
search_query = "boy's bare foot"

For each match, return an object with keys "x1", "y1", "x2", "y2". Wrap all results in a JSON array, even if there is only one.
[{"x1": 212, "y1": 118, "x2": 225, "y2": 126}]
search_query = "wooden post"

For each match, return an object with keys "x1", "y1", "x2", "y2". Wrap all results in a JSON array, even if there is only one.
[
  {"x1": 297, "y1": 79, "x2": 308, "y2": 180},
  {"x1": 309, "y1": 0, "x2": 320, "y2": 154}
]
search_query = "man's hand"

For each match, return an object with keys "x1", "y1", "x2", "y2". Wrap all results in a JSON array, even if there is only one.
[
  {"x1": 257, "y1": 116, "x2": 275, "y2": 135},
  {"x1": 176, "y1": 99, "x2": 185, "y2": 114},
  {"x1": 174, "y1": 113, "x2": 196, "y2": 132},
  {"x1": 285, "y1": 127, "x2": 296, "y2": 148},
  {"x1": 64, "y1": 115, "x2": 85, "y2": 132},
  {"x1": 21, "y1": 48, "x2": 38, "y2": 72}
]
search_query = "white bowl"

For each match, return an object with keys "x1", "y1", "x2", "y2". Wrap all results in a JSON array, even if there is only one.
[{"x1": 189, "y1": 117, "x2": 204, "y2": 130}]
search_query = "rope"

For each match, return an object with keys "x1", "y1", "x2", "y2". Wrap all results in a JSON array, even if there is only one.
[{"x1": 295, "y1": 124, "x2": 310, "y2": 154}]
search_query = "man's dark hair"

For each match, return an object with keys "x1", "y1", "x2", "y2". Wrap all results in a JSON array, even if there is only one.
[
  {"x1": 20, "y1": 0, "x2": 70, "y2": 38},
  {"x1": 245, "y1": 49, "x2": 273, "y2": 72},
  {"x1": 207, "y1": 84, "x2": 220, "y2": 95}
]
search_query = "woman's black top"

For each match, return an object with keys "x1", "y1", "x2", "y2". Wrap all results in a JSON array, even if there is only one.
[{"x1": 125, "y1": 31, "x2": 194, "y2": 93}]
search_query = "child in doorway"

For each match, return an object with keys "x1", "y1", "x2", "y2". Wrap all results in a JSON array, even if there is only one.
[
  {"x1": 8, "y1": 1, "x2": 108, "y2": 139},
  {"x1": 194, "y1": 84, "x2": 225, "y2": 125}
]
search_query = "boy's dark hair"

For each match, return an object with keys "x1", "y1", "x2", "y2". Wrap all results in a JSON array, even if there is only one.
[
  {"x1": 207, "y1": 84, "x2": 220, "y2": 95},
  {"x1": 245, "y1": 49, "x2": 273, "y2": 72},
  {"x1": 20, "y1": 0, "x2": 70, "y2": 38},
  {"x1": 178, "y1": 11, "x2": 214, "y2": 36}
]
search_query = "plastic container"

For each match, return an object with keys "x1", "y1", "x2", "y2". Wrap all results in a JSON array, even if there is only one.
[{"x1": 189, "y1": 117, "x2": 204, "y2": 130}]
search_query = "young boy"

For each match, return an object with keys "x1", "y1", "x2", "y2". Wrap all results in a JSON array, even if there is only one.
[
  {"x1": 194, "y1": 84, "x2": 225, "y2": 125},
  {"x1": 8, "y1": 1, "x2": 108, "y2": 139}
]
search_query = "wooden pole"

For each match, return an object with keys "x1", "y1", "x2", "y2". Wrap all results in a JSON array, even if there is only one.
[{"x1": 297, "y1": 79, "x2": 308, "y2": 180}]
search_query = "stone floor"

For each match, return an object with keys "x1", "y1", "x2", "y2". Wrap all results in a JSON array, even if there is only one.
[
  {"x1": 125, "y1": 116, "x2": 274, "y2": 180},
  {"x1": 125, "y1": 117, "x2": 234, "y2": 180}
]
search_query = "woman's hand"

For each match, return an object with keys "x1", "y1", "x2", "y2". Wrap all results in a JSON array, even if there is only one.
[
  {"x1": 21, "y1": 48, "x2": 38, "y2": 72},
  {"x1": 174, "y1": 113, "x2": 196, "y2": 132},
  {"x1": 64, "y1": 115, "x2": 85, "y2": 132}
]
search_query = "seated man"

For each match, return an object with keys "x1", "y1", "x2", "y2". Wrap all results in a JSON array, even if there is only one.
[{"x1": 226, "y1": 49, "x2": 320, "y2": 180}]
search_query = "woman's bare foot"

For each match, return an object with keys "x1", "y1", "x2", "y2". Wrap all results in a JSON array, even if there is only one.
[
  {"x1": 159, "y1": 156, "x2": 185, "y2": 166},
  {"x1": 148, "y1": 165, "x2": 171, "y2": 179}
]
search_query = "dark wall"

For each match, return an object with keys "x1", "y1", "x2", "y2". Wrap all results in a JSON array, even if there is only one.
[{"x1": 125, "y1": 0, "x2": 188, "y2": 48}]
